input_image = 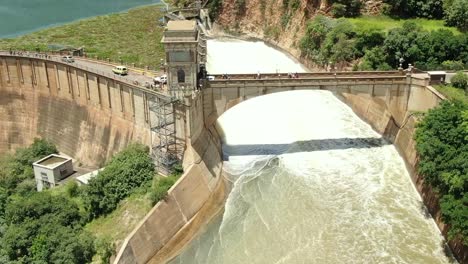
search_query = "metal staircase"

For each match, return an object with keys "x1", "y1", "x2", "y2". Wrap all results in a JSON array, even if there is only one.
[{"x1": 149, "y1": 96, "x2": 178, "y2": 174}]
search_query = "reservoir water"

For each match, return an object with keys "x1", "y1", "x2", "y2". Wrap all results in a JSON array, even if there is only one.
[
  {"x1": 0, "y1": 0, "x2": 159, "y2": 38},
  {"x1": 169, "y1": 39, "x2": 452, "y2": 263}
]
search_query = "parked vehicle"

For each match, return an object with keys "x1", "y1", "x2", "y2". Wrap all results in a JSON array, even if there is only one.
[
  {"x1": 207, "y1": 75, "x2": 215, "y2": 81},
  {"x1": 61, "y1": 55, "x2": 74, "y2": 63},
  {"x1": 160, "y1": 74, "x2": 167, "y2": 84},
  {"x1": 112, "y1": 66, "x2": 128, "y2": 75}
]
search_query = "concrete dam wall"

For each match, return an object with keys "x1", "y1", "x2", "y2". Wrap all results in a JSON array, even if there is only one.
[
  {"x1": 0, "y1": 55, "x2": 160, "y2": 167},
  {"x1": 2, "y1": 53, "x2": 465, "y2": 262}
]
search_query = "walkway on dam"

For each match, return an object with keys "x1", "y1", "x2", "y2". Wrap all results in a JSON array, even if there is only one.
[{"x1": 0, "y1": 51, "x2": 166, "y2": 91}]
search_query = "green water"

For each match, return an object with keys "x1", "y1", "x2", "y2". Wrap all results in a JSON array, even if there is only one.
[{"x1": 0, "y1": 0, "x2": 160, "y2": 38}]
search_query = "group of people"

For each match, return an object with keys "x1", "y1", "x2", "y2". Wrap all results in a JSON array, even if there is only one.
[
  {"x1": 9, "y1": 49, "x2": 52, "y2": 59},
  {"x1": 254, "y1": 72, "x2": 300, "y2": 79},
  {"x1": 288, "y1": 72, "x2": 299, "y2": 78}
]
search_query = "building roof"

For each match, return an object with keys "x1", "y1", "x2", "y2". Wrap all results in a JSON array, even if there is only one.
[
  {"x1": 33, "y1": 154, "x2": 72, "y2": 169},
  {"x1": 427, "y1": 71, "x2": 447, "y2": 75},
  {"x1": 76, "y1": 168, "x2": 104, "y2": 185},
  {"x1": 167, "y1": 20, "x2": 197, "y2": 31}
]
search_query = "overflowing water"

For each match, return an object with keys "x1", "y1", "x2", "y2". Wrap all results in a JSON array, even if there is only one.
[
  {"x1": 206, "y1": 38, "x2": 307, "y2": 74},
  {"x1": 169, "y1": 39, "x2": 452, "y2": 263}
]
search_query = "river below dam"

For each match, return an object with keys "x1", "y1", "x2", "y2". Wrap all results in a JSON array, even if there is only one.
[
  {"x1": 169, "y1": 38, "x2": 453, "y2": 264},
  {"x1": 0, "y1": 0, "x2": 159, "y2": 38}
]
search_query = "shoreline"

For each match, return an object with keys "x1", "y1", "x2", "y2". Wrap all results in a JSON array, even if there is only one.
[{"x1": 0, "y1": 2, "x2": 162, "y2": 39}]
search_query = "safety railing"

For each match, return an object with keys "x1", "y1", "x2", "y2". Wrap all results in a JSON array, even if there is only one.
[{"x1": 0, "y1": 52, "x2": 171, "y2": 100}]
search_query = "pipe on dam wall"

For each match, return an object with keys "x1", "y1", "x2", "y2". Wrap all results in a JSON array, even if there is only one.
[{"x1": 0, "y1": 55, "x2": 172, "y2": 167}]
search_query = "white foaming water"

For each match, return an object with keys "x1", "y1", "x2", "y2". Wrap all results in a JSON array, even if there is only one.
[
  {"x1": 206, "y1": 39, "x2": 308, "y2": 74},
  {"x1": 169, "y1": 40, "x2": 452, "y2": 264}
]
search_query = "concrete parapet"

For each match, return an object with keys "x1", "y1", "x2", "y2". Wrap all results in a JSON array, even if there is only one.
[{"x1": 114, "y1": 124, "x2": 224, "y2": 264}]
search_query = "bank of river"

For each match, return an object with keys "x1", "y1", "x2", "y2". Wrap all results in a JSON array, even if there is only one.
[
  {"x1": 0, "y1": 0, "x2": 159, "y2": 38},
  {"x1": 169, "y1": 39, "x2": 452, "y2": 264}
]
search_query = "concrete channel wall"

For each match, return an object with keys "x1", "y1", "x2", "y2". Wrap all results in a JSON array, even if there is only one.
[
  {"x1": 340, "y1": 76, "x2": 468, "y2": 263},
  {"x1": 114, "y1": 93, "x2": 226, "y2": 264},
  {"x1": 0, "y1": 55, "x2": 168, "y2": 167}
]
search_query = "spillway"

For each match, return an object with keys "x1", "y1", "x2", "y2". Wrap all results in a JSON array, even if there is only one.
[{"x1": 169, "y1": 39, "x2": 451, "y2": 263}]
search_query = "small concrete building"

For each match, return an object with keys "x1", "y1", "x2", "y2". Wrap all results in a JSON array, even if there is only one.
[
  {"x1": 427, "y1": 71, "x2": 447, "y2": 85},
  {"x1": 33, "y1": 154, "x2": 74, "y2": 191}
]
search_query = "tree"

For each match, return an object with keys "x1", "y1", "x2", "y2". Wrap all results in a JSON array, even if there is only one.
[
  {"x1": 1, "y1": 192, "x2": 91, "y2": 263},
  {"x1": 415, "y1": 100, "x2": 468, "y2": 194},
  {"x1": 330, "y1": 0, "x2": 362, "y2": 17},
  {"x1": 299, "y1": 15, "x2": 334, "y2": 59},
  {"x1": 354, "y1": 29, "x2": 386, "y2": 57},
  {"x1": 82, "y1": 143, "x2": 155, "y2": 219},
  {"x1": 0, "y1": 138, "x2": 57, "y2": 194},
  {"x1": 415, "y1": 100, "x2": 468, "y2": 245},
  {"x1": 359, "y1": 47, "x2": 392, "y2": 70},
  {"x1": 444, "y1": 0, "x2": 468, "y2": 32},
  {"x1": 440, "y1": 194, "x2": 468, "y2": 244},
  {"x1": 331, "y1": 3, "x2": 346, "y2": 18},
  {"x1": 383, "y1": 0, "x2": 444, "y2": 18},
  {"x1": 383, "y1": 22, "x2": 428, "y2": 68},
  {"x1": 321, "y1": 19, "x2": 356, "y2": 68},
  {"x1": 451, "y1": 72, "x2": 468, "y2": 90}
]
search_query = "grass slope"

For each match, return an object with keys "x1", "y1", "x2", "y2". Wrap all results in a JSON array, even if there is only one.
[
  {"x1": 347, "y1": 15, "x2": 461, "y2": 34},
  {"x1": 435, "y1": 85, "x2": 468, "y2": 104},
  {"x1": 0, "y1": 5, "x2": 165, "y2": 68}
]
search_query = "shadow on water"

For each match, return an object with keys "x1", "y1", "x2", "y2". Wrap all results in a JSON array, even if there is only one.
[{"x1": 223, "y1": 137, "x2": 391, "y2": 160}]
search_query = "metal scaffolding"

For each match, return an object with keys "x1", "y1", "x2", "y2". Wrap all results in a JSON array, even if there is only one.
[{"x1": 149, "y1": 96, "x2": 178, "y2": 174}]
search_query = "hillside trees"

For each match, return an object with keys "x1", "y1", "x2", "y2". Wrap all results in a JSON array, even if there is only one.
[
  {"x1": 330, "y1": 0, "x2": 362, "y2": 17},
  {"x1": 415, "y1": 100, "x2": 468, "y2": 245},
  {"x1": 444, "y1": 0, "x2": 468, "y2": 32},
  {"x1": 300, "y1": 18, "x2": 467, "y2": 70},
  {"x1": 1, "y1": 192, "x2": 95, "y2": 263},
  {"x1": 0, "y1": 140, "x2": 166, "y2": 263},
  {"x1": 383, "y1": 0, "x2": 444, "y2": 19}
]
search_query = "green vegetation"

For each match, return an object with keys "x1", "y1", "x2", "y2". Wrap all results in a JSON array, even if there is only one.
[
  {"x1": 435, "y1": 85, "x2": 468, "y2": 105},
  {"x1": 300, "y1": 16, "x2": 467, "y2": 70},
  {"x1": 329, "y1": 0, "x2": 362, "y2": 18},
  {"x1": 444, "y1": 0, "x2": 468, "y2": 32},
  {"x1": 207, "y1": 0, "x2": 224, "y2": 19},
  {"x1": 347, "y1": 16, "x2": 461, "y2": 35},
  {"x1": 0, "y1": 139, "x2": 93, "y2": 263},
  {"x1": 0, "y1": 5, "x2": 165, "y2": 68},
  {"x1": 0, "y1": 140, "x2": 181, "y2": 263},
  {"x1": 381, "y1": 0, "x2": 467, "y2": 32},
  {"x1": 383, "y1": 0, "x2": 444, "y2": 19},
  {"x1": 149, "y1": 164, "x2": 183, "y2": 205},
  {"x1": 451, "y1": 72, "x2": 468, "y2": 90},
  {"x1": 415, "y1": 100, "x2": 468, "y2": 245},
  {"x1": 82, "y1": 143, "x2": 155, "y2": 219}
]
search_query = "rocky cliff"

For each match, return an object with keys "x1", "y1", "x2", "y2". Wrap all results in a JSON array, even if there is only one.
[{"x1": 214, "y1": 0, "x2": 329, "y2": 68}]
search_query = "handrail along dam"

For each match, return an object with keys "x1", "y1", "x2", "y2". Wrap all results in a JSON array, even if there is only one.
[{"x1": 1, "y1": 18, "x2": 467, "y2": 264}]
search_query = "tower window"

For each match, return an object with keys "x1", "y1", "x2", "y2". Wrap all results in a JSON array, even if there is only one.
[{"x1": 177, "y1": 69, "x2": 185, "y2": 83}]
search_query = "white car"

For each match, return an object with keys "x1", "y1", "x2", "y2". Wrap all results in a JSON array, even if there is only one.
[
  {"x1": 61, "y1": 55, "x2": 74, "y2": 63},
  {"x1": 160, "y1": 75, "x2": 167, "y2": 84},
  {"x1": 207, "y1": 75, "x2": 215, "y2": 81}
]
